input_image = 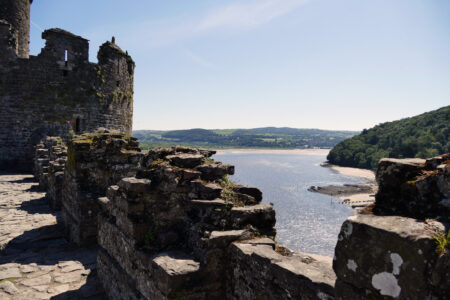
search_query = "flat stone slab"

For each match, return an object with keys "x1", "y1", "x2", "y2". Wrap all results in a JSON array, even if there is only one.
[
  {"x1": 0, "y1": 174, "x2": 105, "y2": 299},
  {"x1": 152, "y1": 251, "x2": 201, "y2": 295},
  {"x1": 152, "y1": 252, "x2": 200, "y2": 277},
  {"x1": 208, "y1": 230, "x2": 249, "y2": 248}
]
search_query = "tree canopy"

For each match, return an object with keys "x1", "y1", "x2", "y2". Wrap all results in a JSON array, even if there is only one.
[{"x1": 327, "y1": 106, "x2": 450, "y2": 170}]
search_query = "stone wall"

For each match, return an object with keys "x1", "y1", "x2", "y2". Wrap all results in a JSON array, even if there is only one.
[
  {"x1": 34, "y1": 136, "x2": 67, "y2": 209},
  {"x1": 333, "y1": 155, "x2": 450, "y2": 299},
  {"x1": 0, "y1": 0, "x2": 135, "y2": 171},
  {"x1": 96, "y1": 145, "x2": 336, "y2": 300},
  {"x1": 61, "y1": 131, "x2": 142, "y2": 246}
]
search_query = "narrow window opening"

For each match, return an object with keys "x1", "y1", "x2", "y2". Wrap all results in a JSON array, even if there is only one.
[
  {"x1": 116, "y1": 81, "x2": 120, "y2": 87},
  {"x1": 64, "y1": 49, "x2": 68, "y2": 66},
  {"x1": 63, "y1": 70, "x2": 68, "y2": 77},
  {"x1": 75, "y1": 117, "x2": 81, "y2": 134}
]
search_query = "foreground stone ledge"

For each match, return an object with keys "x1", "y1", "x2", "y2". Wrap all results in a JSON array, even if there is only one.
[
  {"x1": 227, "y1": 241, "x2": 336, "y2": 300},
  {"x1": 333, "y1": 213, "x2": 447, "y2": 299}
]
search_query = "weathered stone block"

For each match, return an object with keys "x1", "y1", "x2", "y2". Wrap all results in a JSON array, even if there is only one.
[
  {"x1": 333, "y1": 214, "x2": 445, "y2": 299},
  {"x1": 196, "y1": 163, "x2": 234, "y2": 180},
  {"x1": 227, "y1": 241, "x2": 335, "y2": 300},
  {"x1": 152, "y1": 252, "x2": 201, "y2": 295},
  {"x1": 231, "y1": 203, "x2": 276, "y2": 233},
  {"x1": 167, "y1": 154, "x2": 204, "y2": 168},
  {"x1": 118, "y1": 177, "x2": 152, "y2": 194},
  {"x1": 375, "y1": 156, "x2": 450, "y2": 219}
]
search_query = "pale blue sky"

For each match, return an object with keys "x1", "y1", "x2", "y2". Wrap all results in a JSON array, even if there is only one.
[{"x1": 29, "y1": 0, "x2": 450, "y2": 131}]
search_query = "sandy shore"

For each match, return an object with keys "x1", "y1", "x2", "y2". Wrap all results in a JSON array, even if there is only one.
[
  {"x1": 324, "y1": 164, "x2": 375, "y2": 181},
  {"x1": 215, "y1": 148, "x2": 330, "y2": 156},
  {"x1": 316, "y1": 164, "x2": 377, "y2": 208}
]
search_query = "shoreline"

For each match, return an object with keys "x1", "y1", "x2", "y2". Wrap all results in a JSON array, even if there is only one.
[
  {"x1": 215, "y1": 148, "x2": 330, "y2": 156},
  {"x1": 315, "y1": 163, "x2": 377, "y2": 208},
  {"x1": 213, "y1": 148, "x2": 377, "y2": 208},
  {"x1": 320, "y1": 162, "x2": 375, "y2": 181}
]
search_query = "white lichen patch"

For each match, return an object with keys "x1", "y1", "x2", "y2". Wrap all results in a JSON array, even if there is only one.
[
  {"x1": 418, "y1": 249, "x2": 423, "y2": 255},
  {"x1": 347, "y1": 259, "x2": 358, "y2": 272},
  {"x1": 342, "y1": 221, "x2": 353, "y2": 238},
  {"x1": 372, "y1": 272, "x2": 401, "y2": 298},
  {"x1": 390, "y1": 253, "x2": 403, "y2": 275},
  {"x1": 317, "y1": 291, "x2": 333, "y2": 300}
]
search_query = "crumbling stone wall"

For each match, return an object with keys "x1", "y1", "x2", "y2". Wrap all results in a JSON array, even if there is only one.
[
  {"x1": 333, "y1": 155, "x2": 450, "y2": 299},
  {"x1": 0, "y1": 0, "x2": 135, "y2": 171},
  {"x1": 61, "y1": 131, "x2": 142, "y2": 246},
  {"x1": 32, "y1": 131, "x2": 449, "y2": 299},
  {"x1": 96, "y1": 145, "x2": 336, "y2": 300},
  {"x1": 34, "y1": 136, "x2": 67, "y2": 209}
]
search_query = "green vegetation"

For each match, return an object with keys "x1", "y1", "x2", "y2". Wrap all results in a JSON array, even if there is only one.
[
  {"x1": 433, "y1": 230, "x2": 449, "y2": 255},
  {"x1": 327, "y1": 106, "x2": 450, "y2": 170},
  {"x1": 133, "y1": 127, "x2": 357, "y2": 151}
]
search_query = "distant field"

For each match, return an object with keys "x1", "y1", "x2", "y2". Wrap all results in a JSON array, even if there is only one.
[{"x1": 133, "y1": 127, "x2": 359, "y2": 150}]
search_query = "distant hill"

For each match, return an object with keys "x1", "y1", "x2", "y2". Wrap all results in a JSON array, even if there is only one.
[
  {"x1": 327, "y1": 106, "x2": 450, "y2": 170},
  {"x1": 133, "y1": 127, "x2": 358, "y2": 150}
]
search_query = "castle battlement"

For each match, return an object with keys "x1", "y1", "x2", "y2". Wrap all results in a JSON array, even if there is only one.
[{"x1": 0, "y1": 0, "x2": 135, "y2": 171}]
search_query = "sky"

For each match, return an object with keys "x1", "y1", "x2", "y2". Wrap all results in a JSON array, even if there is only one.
[{"x1": 29, "y1": 0, "x2": 450, "y2": 131}]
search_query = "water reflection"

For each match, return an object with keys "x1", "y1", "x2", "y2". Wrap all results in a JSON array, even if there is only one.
[{"x1": 214, "y1": 150, "x2": 366, "y2": 257}]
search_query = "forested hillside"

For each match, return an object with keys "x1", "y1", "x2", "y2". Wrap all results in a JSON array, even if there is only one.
[
  {"x1": 133, "y1": 127, "x2": 358, "y2": 150},
  {"x1": 327, "y1": 106, "x2": 450, "y2": 169}
]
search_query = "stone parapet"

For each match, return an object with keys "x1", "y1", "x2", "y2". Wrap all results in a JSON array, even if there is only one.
[{"x1": 61, "y1": 131, "x2": 142, "y2": 245}]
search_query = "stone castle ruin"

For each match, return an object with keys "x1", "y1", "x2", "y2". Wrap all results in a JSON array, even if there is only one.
[
  {"x1": 0, "y1": 0, "x2": 134, "y2": 171},
  {"x1": 2, "y1": 1, "x2": 450, "y2": 299}
]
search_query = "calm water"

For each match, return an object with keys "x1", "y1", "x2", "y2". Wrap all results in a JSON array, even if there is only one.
[{"x1": 213, "y1": 150, "x2": 367, "y2": 257}]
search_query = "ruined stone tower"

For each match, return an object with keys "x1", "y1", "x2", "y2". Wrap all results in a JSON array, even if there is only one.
[
  {"x1": 0, "y1": 0, "x2": 32, "y2": 58},
  {"x1": 0, "y1": 0, "x2": 135, "y2": 171}
]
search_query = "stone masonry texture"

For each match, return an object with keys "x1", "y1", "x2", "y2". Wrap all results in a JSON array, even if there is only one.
[{"x1": 0, "y1": 0, "x2": 135, "y2": 171}]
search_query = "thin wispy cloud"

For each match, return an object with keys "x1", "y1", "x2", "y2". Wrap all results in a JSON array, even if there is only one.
[
  {"x1": 149, "y1": 0, "x2": 311, "y2": 47},
  {"x1": 182, "y1": 49, "x2": 215, "y2": 69},
  {"x1": 91, "y1": 0, "x2": 312, "y2": 50},
  {"x1": 196, "y1": 0, "x2": 311, "y2": 32}
]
